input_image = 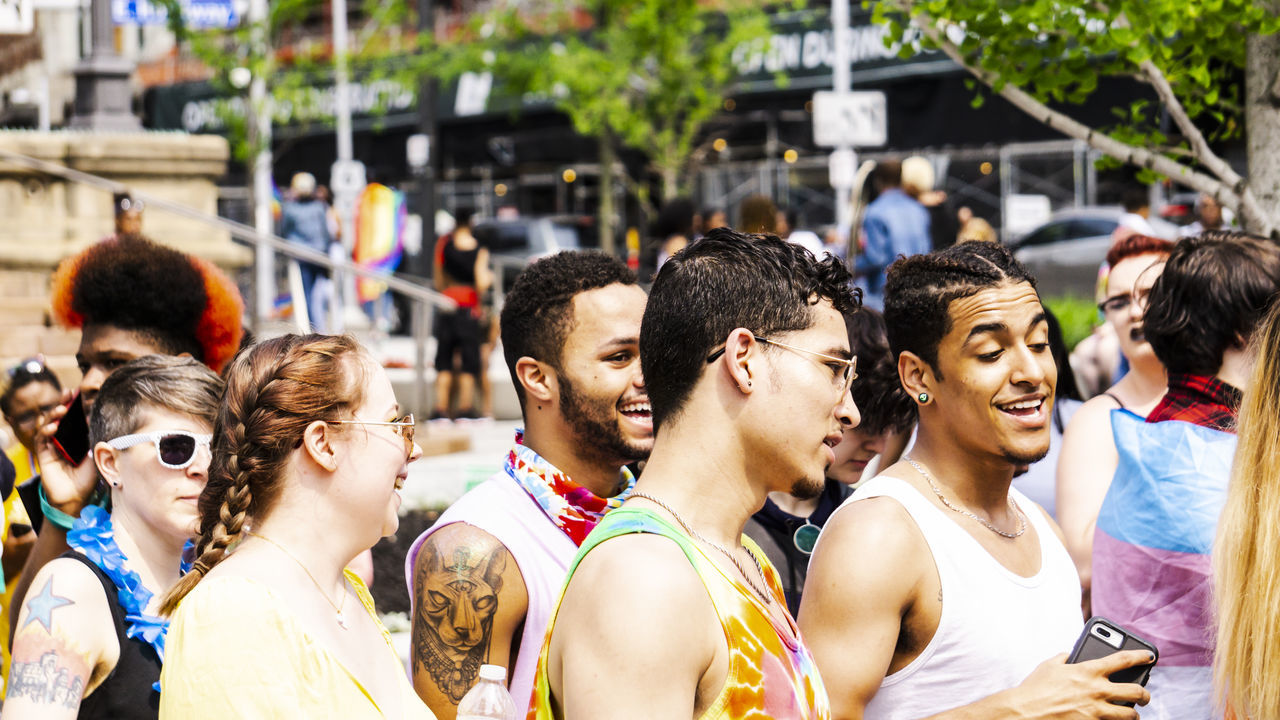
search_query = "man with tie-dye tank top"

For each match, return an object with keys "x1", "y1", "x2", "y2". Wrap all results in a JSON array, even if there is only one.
[{"x1": 530, "y1": 229, "x2": 852, "y2": 719}]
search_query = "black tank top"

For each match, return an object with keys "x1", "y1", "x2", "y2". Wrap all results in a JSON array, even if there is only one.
[
  {"x1": 442, "y1": 234, "x2": 479, "y2": 285},
  {"x1": 58, "y1": 552, "x2": 161, "y2": 719}
]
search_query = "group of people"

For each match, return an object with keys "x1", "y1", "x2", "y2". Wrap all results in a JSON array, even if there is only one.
[{"x1": 0, "y1": 209, "x2": 1278, "y2": 720}]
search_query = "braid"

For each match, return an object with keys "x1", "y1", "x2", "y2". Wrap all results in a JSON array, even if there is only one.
[
  {"x1": 883, "y1": 242, "x2": 1035, "y2": 373},
  {"x1": 161, "y1": 333, "x2": 368, "y2": 616}
]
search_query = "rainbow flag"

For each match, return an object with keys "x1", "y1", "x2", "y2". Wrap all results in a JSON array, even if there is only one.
[
  {"x1": 353, "y1": 183, "x2": 407, "y2": 304},
  {"x1": 1092, "y1": 409, "x2": 1235, "y2": 720}
]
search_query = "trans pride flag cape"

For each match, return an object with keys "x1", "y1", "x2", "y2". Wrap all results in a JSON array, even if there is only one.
[
  {"x1": 1092, "y1": 409, "x2": 1235, "y2": 720},
  {"x1": 353, "y1": 183, "x2": 407, "y2": 303}
]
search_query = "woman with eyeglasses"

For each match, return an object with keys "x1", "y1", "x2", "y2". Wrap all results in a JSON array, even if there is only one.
[
  {"x1": 1056, "y1": 234, "x2": 1173, "y2": 616},
  {"x1": 4, "y1": 355, "x2": 220, "y2": 719},
  {"x1": 0, "y1": 357, "x2": 61, "y2": 682},
  {"x1": 158, "y1": 334, "x2": 432, "y2": 719}
]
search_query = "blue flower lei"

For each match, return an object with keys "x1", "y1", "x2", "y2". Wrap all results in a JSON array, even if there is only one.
[{"x1": 66, "y1": 504, "x2": 192, "y2": 692}]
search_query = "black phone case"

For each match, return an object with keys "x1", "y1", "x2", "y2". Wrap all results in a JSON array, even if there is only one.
[
  {"x1": 51, "y1": 394, "x2": 90, "y2": 465},
  {"x1": 1067, "y1": 616, "x2": 1158, "y2": 703}
]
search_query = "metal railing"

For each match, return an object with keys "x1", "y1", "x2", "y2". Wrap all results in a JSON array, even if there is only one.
[{"x1": 0, "y1": 146, "x2": 455, "y2": 414}]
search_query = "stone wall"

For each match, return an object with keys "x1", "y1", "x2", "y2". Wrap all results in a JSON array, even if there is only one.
[{"x1": 0, "y1": 130, "x2": 250, "y2": 269}]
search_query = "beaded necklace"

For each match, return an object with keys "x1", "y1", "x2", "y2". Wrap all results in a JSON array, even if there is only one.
[{"x1": 66, "y1": 505, "x2": 191, "y2": 691}]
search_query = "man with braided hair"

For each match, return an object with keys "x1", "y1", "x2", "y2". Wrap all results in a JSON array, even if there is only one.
[
  {"x1": 9, "y1": 235, "x2": 243, "y2": 640},
  {"x1": 800, "y1": 241, "x2": 1153, "y2": 719}
]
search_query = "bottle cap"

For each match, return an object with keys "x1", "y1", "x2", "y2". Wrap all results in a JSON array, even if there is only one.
[{"x1": 478, "y1": 664, "x2": 507, "y2": 682}]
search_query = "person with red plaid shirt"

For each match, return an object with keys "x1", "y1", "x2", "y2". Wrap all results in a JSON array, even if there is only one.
[{"x1": 1092, "y1": 231, "x2": 1280, "y2": 720}]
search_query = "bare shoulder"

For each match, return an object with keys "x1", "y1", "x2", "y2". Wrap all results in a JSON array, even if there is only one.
[
  {"x1": 557, "y1": 532, "x2": 715, "y2": 653},
  {"x1": 819, "y1": 494, "x2": 927, "y2": 559},
  {"x1": 1063, "y1": 394, "x2": 1122, "y2": 436},
  {"x1": 410, "y1": 522, "x2": 529, "y2": 715},
  {"x1": 16, "y1": 557, "x2": 110, "y2": 635}
]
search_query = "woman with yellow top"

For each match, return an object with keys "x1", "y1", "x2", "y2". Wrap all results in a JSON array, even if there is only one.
[{"x1": 159, "y1": 334, "x2": 432, "y2": 719}]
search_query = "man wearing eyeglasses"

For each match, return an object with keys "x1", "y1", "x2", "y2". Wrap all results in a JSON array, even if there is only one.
[
  {"x1": 799, "y1": 241, "x2": 1152, "y2": 720},
  {"x1": 527, "y1": 229, "x2": 857, "y2": 719},
  {"x1": 405, "y1": 251, "x2": 652, "y2": 720}
]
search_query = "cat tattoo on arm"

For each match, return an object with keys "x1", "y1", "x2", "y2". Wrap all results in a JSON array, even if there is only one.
[{"x1": 413, "y1": 544, "x2": 507, "y2": 703}]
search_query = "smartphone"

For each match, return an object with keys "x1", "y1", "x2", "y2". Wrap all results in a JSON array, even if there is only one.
[
  {"x1": 51, "y1": 393, "x2": 90, "y2": 466},
  {"x1": 1068, "y1": 616, "x2": 1158, "y2": 704}
]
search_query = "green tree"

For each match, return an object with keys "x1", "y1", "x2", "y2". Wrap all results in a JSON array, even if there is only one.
[
  {"x1": 873, "y1": 0, "x2": 1280, "y2": 235},
  {"x1": 387, "y1": 0, "x2": 781, "y2": 249}
]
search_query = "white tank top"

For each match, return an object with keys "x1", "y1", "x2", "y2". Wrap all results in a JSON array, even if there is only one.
[
  {"x1": 833, "y1": 475, "x2": 1083, "y2": 720},
  {"x1": 404, "y1": 473, "x2": 577, "y2": 717}
]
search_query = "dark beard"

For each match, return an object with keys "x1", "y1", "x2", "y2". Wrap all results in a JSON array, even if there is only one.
[
  {"x1": 788, "y1": 474, "x2": 826, "y2": 501},
  {"x1": 559, "y1": 371, "x2": 651, "y2": 466},
  {"x1": 1002, "y1": 444, "x2": 1050, "y2": 467}
]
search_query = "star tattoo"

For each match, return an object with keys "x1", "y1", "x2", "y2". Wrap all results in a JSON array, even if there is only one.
[{"x1": 22, "y1": 577, "x2": 74, "y2": 634}]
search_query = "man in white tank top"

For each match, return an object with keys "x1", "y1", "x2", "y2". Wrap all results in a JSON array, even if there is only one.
[
  {"x1": 799, "y1": 242, "x2": 1154, "y2": 720},
  {"x1": 404, "y1": 252, "x2": 653, "y2": 719}
]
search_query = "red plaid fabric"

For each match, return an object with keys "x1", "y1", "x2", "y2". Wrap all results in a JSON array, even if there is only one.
[{"x1": 1147, "y1": 373, "x2": 1242, "y2": 433}]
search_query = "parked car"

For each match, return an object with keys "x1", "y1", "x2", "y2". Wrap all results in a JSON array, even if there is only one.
[
  {"x1": 1006, "y1": 207, "x2": 1177, "y2": 297},
  {"x1": 472, "y1": 216, "x2": 585, "y2": 297}
]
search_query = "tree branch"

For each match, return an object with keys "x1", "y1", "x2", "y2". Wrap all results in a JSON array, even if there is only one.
[{"x1": 910, "y1": 11, "x2": 1277, "y2": 232}]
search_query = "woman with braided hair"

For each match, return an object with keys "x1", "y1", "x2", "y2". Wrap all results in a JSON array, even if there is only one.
[{"x1": 157, "y1": 334, "x2": 432, "y2": 719}]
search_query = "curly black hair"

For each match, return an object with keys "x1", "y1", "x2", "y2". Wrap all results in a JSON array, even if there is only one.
[
  {"x1": 846, "y1": 309, "x2": 915, "y2": 437},
  {"x1": 883, "y1": 241, "x2": 1036, "y2": 377},
  {"x1": 1145, "y1": 230, "x2": 1280, "y2": 376},
  {"x1": 500, "y1": 251, "x2": 637, "y2": 411},
  {"x1": 641, "y1": 227, "x2": 862, "y2": 430},
  {"x1": 71, "y1": 236, "x2": 207, "y2": 360}
]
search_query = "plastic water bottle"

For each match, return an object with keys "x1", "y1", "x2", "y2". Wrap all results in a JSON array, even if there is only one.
[{"x1": 457, "y1": 664, "x2": 518, "y2": 720}]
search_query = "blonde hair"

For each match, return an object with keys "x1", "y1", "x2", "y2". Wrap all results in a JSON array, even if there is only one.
[
  {"x1": 1214, "y1": 299, "x2": 1280, "y2": 719},
  {"x1": 901, "y1": 156, "x2": 935, "y2": 197},
  {"x1": 957, "y1": 217, "x2": 997, "y2": 244},
  {"x1": 160, "y1": 334, "x2": 368, "y2": 615}
]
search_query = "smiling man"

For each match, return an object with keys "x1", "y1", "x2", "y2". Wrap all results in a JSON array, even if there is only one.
[
  {"x1": 800, "y1": 242, "x2": 1153, "y2": 720},
  {"x1": 529, "y1": 229, "x2": 858, "y2": 720},
  {"x1": 405, "y1": 251, "x2": 652, "y2": 720}
]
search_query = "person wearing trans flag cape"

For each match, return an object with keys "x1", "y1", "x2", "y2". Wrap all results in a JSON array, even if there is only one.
[{"x1": 1091, "y1": 231, "x2": 1280, "y2": 720}]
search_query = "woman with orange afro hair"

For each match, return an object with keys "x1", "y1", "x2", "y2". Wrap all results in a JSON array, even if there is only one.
[{"x1": 9, "y1": 235, "x2": 243, "y2": 636}]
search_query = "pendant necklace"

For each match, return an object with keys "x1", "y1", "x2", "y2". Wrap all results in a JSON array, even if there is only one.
[{"x1": 247, "y1": 531, "x2": 352, "y2": 629}]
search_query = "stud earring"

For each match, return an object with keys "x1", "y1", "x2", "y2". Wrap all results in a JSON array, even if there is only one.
[{"x1": 917, "y1": 392, "x2": 929, "y2": 404}]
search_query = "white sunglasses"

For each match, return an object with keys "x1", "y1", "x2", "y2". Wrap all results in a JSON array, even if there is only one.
[{"x1": 107, "y1": 430, "x2": 212, "y2": 469}]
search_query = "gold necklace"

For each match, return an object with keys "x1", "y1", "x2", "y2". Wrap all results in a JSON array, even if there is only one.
[
  {"x1": 904, "y1": 457, "x2": 1026, "y2": 538},
  {"x1": 630, "y1": 492, "x2": 774, "y2": 606},
  {"x1": 246, "y1": 531, "x2": 352, "y2": 629}
]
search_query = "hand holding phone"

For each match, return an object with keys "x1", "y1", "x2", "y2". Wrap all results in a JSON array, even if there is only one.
[
  {"x1": 1068, "y1": 617, "x2": 1159, "y2": 705},
  {"x1": 33, "y1": 392, "x2": 100, "y2": 517}
]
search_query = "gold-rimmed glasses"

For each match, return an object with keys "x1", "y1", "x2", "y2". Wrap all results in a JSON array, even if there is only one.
[
  {"x1": 329, "y1": 414, "x2": 416, "y2": 460},
  {"x1": 706, "y1": 336, "x2": 858, "y2": 398}
]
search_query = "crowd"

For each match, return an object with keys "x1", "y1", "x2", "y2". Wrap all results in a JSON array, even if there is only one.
[{"x1": 0, "y1": 175, "x2": 1276, "y2": 720}]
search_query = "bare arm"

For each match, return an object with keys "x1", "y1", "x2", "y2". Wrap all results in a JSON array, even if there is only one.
[
  {"x1": 474, "y1": 248, "x2": 493, "y2": 296},
  {"x1": 411, "y1": 523, "x2": 528, "y2": 720},
  {"x1": 799, "y1": 497, "x2": 926, "y2": 719},
  {"x1": 549, "y1": 534, "x2": 718, "y2": 720},
  {"x1": 1055, "y1": 397, "x2": 1122, "y2": 603},
  {"x1": 9, "y1": 407, "x2": 100, "y2": 645},
  {"x1": 799, "y1": 497, "x2": 1150, "y2": 720},
  {"x1": 4, "y1": 561, "x2": 111, "y2": 720}
]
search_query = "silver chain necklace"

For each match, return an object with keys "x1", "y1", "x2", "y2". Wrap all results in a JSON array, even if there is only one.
[
  {"x1": 630, "y1": 491, "x2": 774, "y2": 606},
  {"x1": 904, "y1": 457, "x2": 1026, "y2": 539}
]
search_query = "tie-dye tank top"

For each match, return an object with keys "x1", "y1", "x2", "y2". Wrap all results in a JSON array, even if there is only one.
[{"x1": 527, "y1": 506, "x2": 830, "y2": 719}]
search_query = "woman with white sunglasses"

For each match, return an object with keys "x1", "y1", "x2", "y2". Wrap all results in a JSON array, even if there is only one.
[{"x1": 3, "y1": 356, "x2": 221, "y2": 719}]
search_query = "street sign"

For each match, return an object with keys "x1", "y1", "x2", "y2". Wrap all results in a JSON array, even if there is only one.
[
  {"x1": 0, "y1": 0, "x2": 33, "y2": 34},
  {"x1": 406, "y1": 134, "x2": 430, "y2": 171},
  {"x1": 812, "y1": 90, "x2": 888, "y2": 148},
  {"x1": 829, "y1": 148, "x2": 857, "y2": 189},
  {"x1": 330, "y1": 160, "x2": 367, "y2": 197},
  {"x1": 111, "y1": 0, "x2": 237, "y2": 29}
]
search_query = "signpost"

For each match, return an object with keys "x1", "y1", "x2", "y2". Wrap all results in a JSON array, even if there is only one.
[{"x1": 812, "y1": 90, "x2": 888, "y2": 148}]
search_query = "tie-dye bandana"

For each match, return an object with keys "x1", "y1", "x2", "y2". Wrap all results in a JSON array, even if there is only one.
[{"x1": 505, "y1": 429, "x2": 635, "y2": 546}]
